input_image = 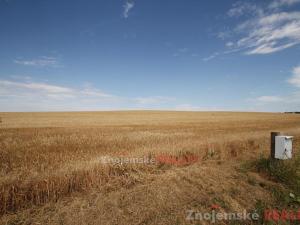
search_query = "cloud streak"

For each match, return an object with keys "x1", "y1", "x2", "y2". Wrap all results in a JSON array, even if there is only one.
[
  {"x1": 134, "y1": 96, "x2": 175, "y2": 105},
  {"x1": 0, "y1": 79, "x2": 177, "y2": 111},
  {"x1": 0, "y1": 80, "x2": 112, "y2": 99},
  {"x1": 269, "y1": 0, "x2": 300, "y2": 9},
  {"x1": 123, "y1": 0, "x2": 135, "y2": 18},
  {"x1": 237, "y1": 11, "x2": 300, "y2": 55},
  {"x1": 227, "y1": 1, "x2": 263, "y2": 18},
  {"x1": 14, "y1": 56, "x2": 60, "y2": 67},
  {"x1": 211, "y1": 0, "x2": 300, "y2": 59},
  {"x1": 256, "y1": 96, "x2": 284, "y2": 103},
  {"x1": 288, "y1": 66, "x2": 300, "y2": 87},
  {"x1": 251, "y1": 65, "x2": 300, "y2": 111}
]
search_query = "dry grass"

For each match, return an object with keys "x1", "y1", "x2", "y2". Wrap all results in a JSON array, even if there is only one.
[{"x1": 0, "y1": 111, "x2": 299, "y2": 224}]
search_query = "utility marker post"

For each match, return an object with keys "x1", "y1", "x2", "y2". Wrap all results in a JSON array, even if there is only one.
[{"x1": 271, "y1": 132, "x2": 281, "y2": 159}]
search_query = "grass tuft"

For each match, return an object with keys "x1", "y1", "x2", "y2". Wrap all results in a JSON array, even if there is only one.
[{"x1": 255, "y1": 155, "x2": 300, "y2": 195}]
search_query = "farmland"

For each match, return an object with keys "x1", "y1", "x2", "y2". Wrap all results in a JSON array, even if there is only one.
[{"x1": 0, "y1": 111, "x2": 299, "y2": 224}]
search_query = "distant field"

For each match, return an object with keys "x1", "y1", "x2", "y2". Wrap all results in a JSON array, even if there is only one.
[
  {"x1": 1, "y1": 111, "x2": 300, "y2": 128},
  {"x1": 0, "y1": 111, "x2": 299, "y2": 225}
]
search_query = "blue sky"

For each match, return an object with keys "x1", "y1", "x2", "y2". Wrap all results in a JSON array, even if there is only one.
[{"x1": 1, "y1": 0, "x2": 300, "y2": 112}]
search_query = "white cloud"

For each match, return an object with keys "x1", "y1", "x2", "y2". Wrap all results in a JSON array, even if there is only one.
[
  {"x1": 123, "y1": 1, "x2": 135, "y2": 18},
  {"x1": 0, "y1": 79, "x2": 177, "y2": 111},
  {"x1": 288, "y1": 66, "x2": 300, "y2": 87},
  {"x1": 239, "y1": 11, "x2": 300, "y2": 54},
  {"x1": 14, "y1": 56, "x2": 60, "y2": 67},
  {"x1": 250, "y1": 92, "x2": 300, "y2": 111},
  {"x1": 249, "y1": 65, "x2": 300, "y2": 111},
  {"x1": 218, "y1": 31, "x2": 232, "y2": 40},
  {"x1": 10, "y1": 75, "x2": 32, "y2": 80},
  {"x1": 256, "y1": 95, "x2": 284, "y2": 102},
  {"x1": 174, "y1": 104, "x2": 202, "y2": 111},
  {"x1": 227, "y1": 1, "x2": 263, "y2": 18},
  {"x1": 172, "y1": 48, "x2": 190, "y2": 57},
  {"x1": 202, "y1": 52, "x2": 220, "y2": 61},
  {"x1": 81, "y1": 88, "x2": 113, "y2": 98},
  {"x1": 202, "y1": 47, "x2": 242, "y2": 61},
  {"x1": 0, "y1": 79, "x2": 123, "y2": 111},
  {"x1": 237, "y1": 12, "x2": 300, "y2": 54},
  {"x1": 246, "y1": 42, "x2": 298, "y2": 54},
  {"x1": 174, "y1": 104, "x2": 225, "y2": 111},
  {"x1": 0, "y1": 80, "x2": 73, "y2": 94},
  {"x1": 258, "y1": 11, "x2": 300, "y2": 25},
  {"x1": 217, "y1": 1, "x2": 300, "y2": 56},
  {"x1": 134, "y1": 96, "x2": 175, "y2": 105},
  {"x1": 0, "y1": 80, "x2": 115, "y2": 101},
  {"x1": 269, "y1": 0, "x2": 300, "y2": 9},
  {"x1": 226, "y1": 42, "x2": 234, "y2": 47}
]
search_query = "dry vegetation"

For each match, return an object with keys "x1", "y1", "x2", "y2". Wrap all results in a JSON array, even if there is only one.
[{"x1": 0, "y1": 111, "x2": 299, "y2": 225}]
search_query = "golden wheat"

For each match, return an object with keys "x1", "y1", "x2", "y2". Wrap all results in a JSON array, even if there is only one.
[{"x1": 0, "y1": 111, "x2": 299, "y2": 221}]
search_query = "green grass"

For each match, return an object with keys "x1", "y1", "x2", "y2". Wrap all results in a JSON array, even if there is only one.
[
  {"x1": 244, "y1": 154, "x2": 300, "y2": 224},
  {"x1": 255, "y1": 155, "x2": 300, "y2": 196}
]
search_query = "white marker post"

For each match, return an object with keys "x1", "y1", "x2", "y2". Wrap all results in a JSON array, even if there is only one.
[{"x1": 270, "y1": 132, "x2": 293, "y2": 160}]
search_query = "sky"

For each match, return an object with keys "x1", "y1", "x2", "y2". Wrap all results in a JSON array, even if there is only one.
[{"x1": 1, "y1": 0, "x2": 300, "y2": 112}]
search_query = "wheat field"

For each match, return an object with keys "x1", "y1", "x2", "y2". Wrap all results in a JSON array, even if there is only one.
[{"x1": 0, "y1": 111, "x2": 299, "y2": 225}]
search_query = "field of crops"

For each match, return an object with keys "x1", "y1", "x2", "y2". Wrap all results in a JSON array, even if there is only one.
[{"x1": 0, "y1": 111, "x2": 299, "y2": 225}]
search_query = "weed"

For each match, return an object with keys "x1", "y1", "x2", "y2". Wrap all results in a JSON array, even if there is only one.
[{"x1": 255, "y1": 156, "x2": 300, "y2": 196}]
